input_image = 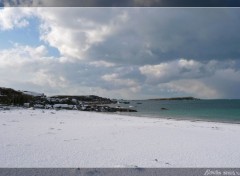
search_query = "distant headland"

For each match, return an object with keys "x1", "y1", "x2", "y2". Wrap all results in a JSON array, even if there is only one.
[{"x1": 148, "y1": 97, "x2": 200, "y2": 101}]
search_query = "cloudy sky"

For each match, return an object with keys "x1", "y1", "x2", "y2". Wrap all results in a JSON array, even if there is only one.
[
  {"x1": 1, "y1": 0, "x2": 240, "y2": 7},
  {"x1": 0, "y1": 7, "x2": 240, "y2": 99}
]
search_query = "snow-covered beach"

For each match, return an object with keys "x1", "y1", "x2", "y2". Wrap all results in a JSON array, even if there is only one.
[{"x1": 1, "y1": 109, "x2": 240, "y2": 167}]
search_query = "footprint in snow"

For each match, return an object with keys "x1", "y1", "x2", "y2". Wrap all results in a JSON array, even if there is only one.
[
  {"x1": 46, "y1": 132, "x2": 55, "y2": 135},
  {"x1": 64, "y1": 139, "x2": 79, "y2": 142},
  {"x1": 212, "y1": 126, "x2": 219, "y2": 130},
  {"x1": 153, "y1": 159, "x2": 171, "y2": 165},
  {"x1": 11, "y1": 120, "x2": 19, "y2": 123}
]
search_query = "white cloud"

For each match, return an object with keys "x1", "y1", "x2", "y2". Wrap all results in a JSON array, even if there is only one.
[
  {"x1": 0, "y1": 7, "x2": 33, "y2": 30},
  {"x1": 0, "y1": 43, "x2": 142, "y2": 98},
  {"x1": 178, "y1": 59, "x2": 201, "y2": 69},
  {"x1": 35, "y1": 8, "x2": 128, "y2": 61},
  {"x1": 89, "y1": 60, "x2": 116, "y2": 67},
  {"x1": 0, "y1": 8, "x2": 128, "y2": 62},
  {"x1": 0, "y1": 44, "x2": 49, "y2": 67},
  {"x1": 139, "y1": 59, "x2": 206, "y2": 84},
  {"x1": 139, "y1": 59, "x2": 240, "y2": 98},
  {"x1": 0, "y1": 44, "x2": 64, "y2": 93},
  {"x1": 30, "y1": 69, "x2": 67, "y2": 88},
  {"x1": 102, "y1": 73, "x2": 141, "y2": 93}
]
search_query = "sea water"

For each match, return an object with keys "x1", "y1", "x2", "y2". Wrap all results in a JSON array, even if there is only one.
[{"x1": 119, "y1": 99, "x2": 240, "y2": 123}]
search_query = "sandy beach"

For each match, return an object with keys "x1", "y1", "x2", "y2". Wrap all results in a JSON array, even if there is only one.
[{"x1": 0, "y1": 109, "x2": 240, "y2": 167}]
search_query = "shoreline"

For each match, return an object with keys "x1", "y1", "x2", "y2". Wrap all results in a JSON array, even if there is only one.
[
  {"x1": 91, "y1": 109, "x2": 240, "y2": 126},
  {"x1": 2, "y1": 106, "x2": 240, "y2": 125},
  {"x1": 2, "y1": 106, "x2": 240, "y2": 126},
  {"x1": 114, "y1": 111, "x2": 240, "y2": 126},
  {"x1": 1, "y1": 109, "x2": 240, "y2": 167},
  {"x1": 2, "y1": 102, "x2": 240, "y2": 125}
]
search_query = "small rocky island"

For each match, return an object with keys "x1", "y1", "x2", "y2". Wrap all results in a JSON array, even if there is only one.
[{"x1": 0, "y1": 87, "x2": 137, "y2": 113}]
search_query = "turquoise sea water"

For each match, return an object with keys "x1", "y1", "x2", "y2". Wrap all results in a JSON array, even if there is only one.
[{"x1": 118, "y1": 100, "x2": 240, "y2": 123}]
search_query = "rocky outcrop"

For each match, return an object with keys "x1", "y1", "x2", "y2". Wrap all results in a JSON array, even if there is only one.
[
  {"x1": 161, "y1": 107, "x2": 168, "y2": 110},
  {"x1": 0, "y1": 87, "x2": 137, "y2": 113},
  {"x1": 50, "y1": 95, "x2": 115, "y2": 104},
  {"x1": 92, "y1": 105, "x2": 137, "y2": 112},
  {"x1": 0, "y1": 87, "x2": 34, "y2": 105}
]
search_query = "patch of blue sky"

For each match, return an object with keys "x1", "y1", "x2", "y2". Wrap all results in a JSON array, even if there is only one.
[
  {"x1": 0, "y1": 17, "x2": 39, "y2": 48},
  {"x1": 45, "y1": 44, "x2": 60, "y2": 58},
  {"x1": 0, "y1": 16, "x2": 60, "y2": 57}
]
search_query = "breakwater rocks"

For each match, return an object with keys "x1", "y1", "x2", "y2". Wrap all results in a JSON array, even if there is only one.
[{"x1": 80, "y1": 105, "x2": 137, "y2": 113}]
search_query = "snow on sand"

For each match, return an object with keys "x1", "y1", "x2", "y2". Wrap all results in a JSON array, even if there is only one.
[{"x1": 0, "y1": 109, "x2": 240, "y2": 167}]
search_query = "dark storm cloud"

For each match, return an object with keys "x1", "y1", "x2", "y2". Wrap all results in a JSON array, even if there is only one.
[
  {"x1": 156, "y1": 0, "x2": 240, "y2": 7},
  {"x1": 85, "y1": 9, "x2": 240, "y2": 65},
  {"x1": 2, "y1": 0, "x2": 240, "y2": 7}
]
